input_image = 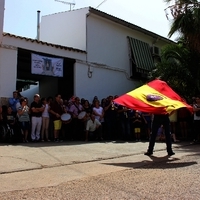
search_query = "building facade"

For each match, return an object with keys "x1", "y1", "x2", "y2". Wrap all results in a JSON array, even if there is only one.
[
  {"x1": 40, "y1": 7, "x2": 174, "y2": 101},
  {"x1": 0, "y1": 3, "x2": 174, "y2": 103}
]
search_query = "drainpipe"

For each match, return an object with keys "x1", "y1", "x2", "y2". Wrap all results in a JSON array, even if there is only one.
[
  {"x1": 37, "y1": 10, "x2": 40, "y2": 40},
  {"x1": 0, "y1": 0, "x2": 5, "y2": 43}
]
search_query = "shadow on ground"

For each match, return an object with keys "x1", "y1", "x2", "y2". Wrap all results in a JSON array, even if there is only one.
[{"x1": 102, "y1": 154, "x2": 198, "y2": 169}]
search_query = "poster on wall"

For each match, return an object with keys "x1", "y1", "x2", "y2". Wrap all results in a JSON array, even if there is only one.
[{"x1": 31, "y1": 53, "x2": 63, "y2": 77}]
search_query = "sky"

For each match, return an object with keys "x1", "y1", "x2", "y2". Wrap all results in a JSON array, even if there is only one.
[{"x1": 3, "y1": 0, "x2": 175, "y2": 41}]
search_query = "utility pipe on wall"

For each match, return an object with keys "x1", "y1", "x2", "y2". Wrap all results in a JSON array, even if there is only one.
[{"x1": 37, "y1": 10, "x2": 40, "y2": 40}]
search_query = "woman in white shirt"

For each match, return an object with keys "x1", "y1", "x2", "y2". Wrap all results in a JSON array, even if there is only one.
[
  {"x1": 93, "y1": 100, "x2": 104, "y2": 123},
  {"x1": 93, "y1": 100, "x2": 105, "y2": 139},
  {"x1": 41, "y1": 97, "x2": 50, "y2": 141}
]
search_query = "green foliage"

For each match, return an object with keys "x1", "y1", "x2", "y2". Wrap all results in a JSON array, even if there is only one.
[
  {"x1": 149, "y1": 42, "x2": 199, "y2": 99},
  {"x1": 151, "y1": 0, "x2": 200, "y2": 99},
  {"x1": 166, "y1": 0, "x2": 200, "y2": 53}
]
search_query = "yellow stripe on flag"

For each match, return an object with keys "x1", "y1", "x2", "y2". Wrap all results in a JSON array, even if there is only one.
[{"x1": 127, "y1": 85, "x2": 186, "y2": 114}]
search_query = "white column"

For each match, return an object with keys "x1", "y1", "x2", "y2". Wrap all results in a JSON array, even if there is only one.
[{"x1": 0, "y1": 0, "x2": 5, "y2": 43}]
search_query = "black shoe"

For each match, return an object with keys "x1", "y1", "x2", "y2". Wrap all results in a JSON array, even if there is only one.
[
  {"x1": 168, "y1": 152, "x2": 175, "y2": 156},
  {"x1": 144, "y1": 151, "x2": 153, "y2": 156}
]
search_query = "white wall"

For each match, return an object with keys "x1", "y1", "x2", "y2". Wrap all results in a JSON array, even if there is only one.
[
  {"x1": 87, "y1": 14, "x2": 130, "y2": 73},
  {"x1": 0, "y1": 47, "x2": 17, "y2": 98},
  {"x1": 86, "y1": 14, "x2": 166, "y2": 74},
  {"x1": 0, "y1": 0, "x2": 5, "y2": 43},
  {"x1": 72, "y1": 13, "x2": 171, "y2": 101},
  {"x1": 74, "y1": 62, "x2": 137, "y2": 103},
  {"x1": 40, "y1": 8, "x2": 88, "y2": 51}
]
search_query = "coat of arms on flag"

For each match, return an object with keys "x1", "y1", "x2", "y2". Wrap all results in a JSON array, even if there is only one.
[{"x1": 114, "y1": 79, "x2": 193, "y2": 114}]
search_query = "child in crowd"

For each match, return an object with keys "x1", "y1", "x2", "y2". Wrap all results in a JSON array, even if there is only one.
[{"x1": 132, "y1": 110, "x2": 142, "y2": 141}]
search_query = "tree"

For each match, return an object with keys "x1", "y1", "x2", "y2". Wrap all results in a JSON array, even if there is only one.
[
  {"x1": 165, "y1": 0, "x2": 200, "y2": 53},
  {"x1": 149, "y1": 41, "x2": 197, "y2": 99},
  {"x1": 152, "y1": 0, "x2": 200, "y2": 98}
]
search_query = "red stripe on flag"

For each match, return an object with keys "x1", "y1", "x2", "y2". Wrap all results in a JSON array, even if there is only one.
[
  {"x1": 115, "y1": 94, "x2": 167, "y2": 114},
  {"x1": 147, "y1": 80, "x2": 193, "y2": 112},
  {"x1": 147, "y1": 80, "x2": 183, "y2": 101}
]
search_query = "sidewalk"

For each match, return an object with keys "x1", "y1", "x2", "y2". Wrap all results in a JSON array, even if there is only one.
[{"x1": 0, "y1": 140, "x2": 194, "y2": 192}]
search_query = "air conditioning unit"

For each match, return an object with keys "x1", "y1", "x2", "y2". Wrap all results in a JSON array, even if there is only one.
[{"x1": 151, "y1": 46, "x2": 160, "y2": 56}]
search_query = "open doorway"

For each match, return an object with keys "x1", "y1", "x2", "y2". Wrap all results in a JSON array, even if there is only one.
[{"x1": 17, "y1": 48, "x2": 75, "y2": 101}]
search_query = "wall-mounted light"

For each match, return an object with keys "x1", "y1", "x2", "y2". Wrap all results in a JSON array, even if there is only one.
[{"x1": 88, "y1": 65, "x2": 93, "y2": 78}]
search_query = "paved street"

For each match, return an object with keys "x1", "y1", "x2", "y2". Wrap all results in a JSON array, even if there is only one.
[{"x1": 0, "y1": 140, "x2": 200, "y2": 199}]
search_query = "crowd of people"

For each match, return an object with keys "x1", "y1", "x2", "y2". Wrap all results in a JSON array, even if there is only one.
[{"x1": 0, "y1": 90, "x2": 199, "y2": 145}]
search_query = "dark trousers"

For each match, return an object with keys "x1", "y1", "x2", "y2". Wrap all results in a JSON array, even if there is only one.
[
  {"x1": 71, "y1": 118, "x2": 85, "y2": 140},
  {"x1": 193, "y1": 120, "x2": 200, "y2": 141},
  {"x1": 88, "y1": 126, "x2": 102, "y2": 141},
  {"x1": 120, "y1": 119, "x2": 131, "y2": 140},
  {"x1": 147, "y1": 114, "x2": 173, "y2": 154},
  {"x1": 61, "y1": 122, "x2": 73, "y2": 140},
  {"x1": 105, "y1": 117, "x2": 117, "y2": 140}
]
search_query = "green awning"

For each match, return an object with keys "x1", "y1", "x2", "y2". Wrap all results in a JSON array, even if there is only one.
[{"x1": 128, "y1": 36, "x2": 154, "y2": 74}]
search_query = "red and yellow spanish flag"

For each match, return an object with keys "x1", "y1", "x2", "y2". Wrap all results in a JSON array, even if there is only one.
[{"x1": 114, "y1": 79, "x2": 193, "y2": 114}]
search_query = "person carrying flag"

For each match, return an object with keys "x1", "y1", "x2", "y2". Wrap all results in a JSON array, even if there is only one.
[{"x1": 144, "y1": 113, "x2": 175, "y2": 156}]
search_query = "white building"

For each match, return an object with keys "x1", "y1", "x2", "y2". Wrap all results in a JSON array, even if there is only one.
[
  {"x1": 40, "y1": 7, "x2": 174, "y2": 101},
  {"x1": 0, "y1": 0, "x2": 86, "y2": 104},
  {"x1": 0, "y1": 33, "x2": 86, "y2": 102},
  {"x1": 0, "y1": 2, "x2": 174, "y2": 104}
]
